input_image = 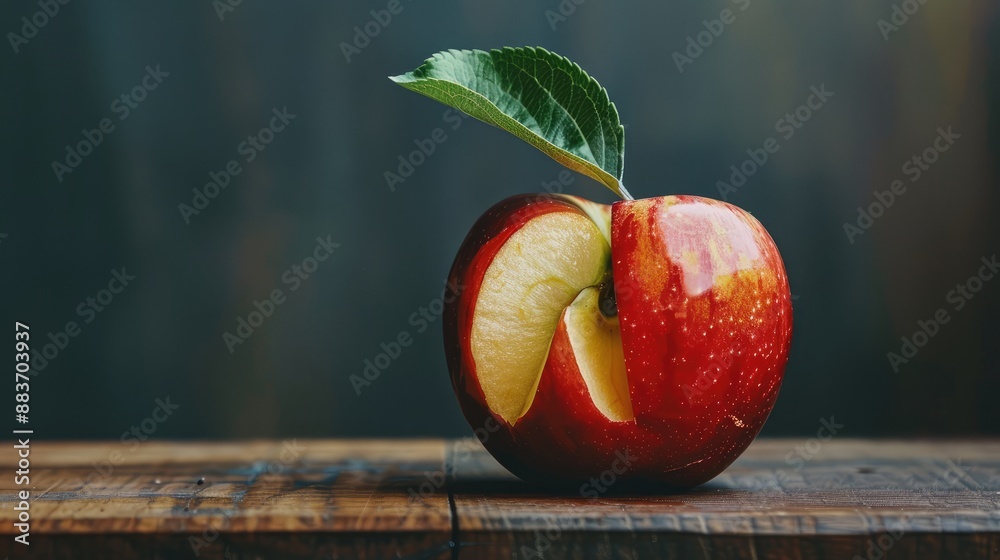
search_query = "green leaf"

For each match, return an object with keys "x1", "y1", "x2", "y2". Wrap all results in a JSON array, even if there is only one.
[{"x1": 390, "y1": 47, "x2": 631, "y2": 200}]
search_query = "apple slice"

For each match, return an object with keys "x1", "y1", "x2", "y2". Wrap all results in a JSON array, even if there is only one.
[{"x1": 470, "y1": 209, "x2": 611, "y2": 424}]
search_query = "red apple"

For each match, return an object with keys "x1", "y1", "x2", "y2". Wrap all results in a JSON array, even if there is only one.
[{"x1": 443, "y1": 193, "x2": 792, "y2": 487}]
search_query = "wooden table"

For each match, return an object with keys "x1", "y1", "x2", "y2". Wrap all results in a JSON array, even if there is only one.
[{"x1": 0, "y1": 439, "x2": 998, "y2": 559}]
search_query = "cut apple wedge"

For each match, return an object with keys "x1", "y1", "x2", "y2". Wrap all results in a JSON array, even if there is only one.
[{"x1": 469, "y1": 208, "x2": 617, "y2": 424}]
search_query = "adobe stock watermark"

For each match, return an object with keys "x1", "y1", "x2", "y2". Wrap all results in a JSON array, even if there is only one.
[
  {"x1": 245, "y1": 439, "x2": 304, "y2": 482},
  {"x1": 351, "y1": 280, "x2": 465, "y2": 395},
  {"x1": 672, "y1": 0, "x2": 750, "y2": 73},
  {"x1": 578, "y1": 450, "x2": 634, "y2": 498},
  {"x1": 190, "y1": 511, "x2": 238, "y2": 557},
  {"x1": 937, "y1": 458, "x2": 984, "y2": 490},
  {"x1": 843, "y1": 126, "x2": 959, "y2": 244},
  {"x1": 408, "y1": 417, "x2": 503, "y2": 504},
  {"x1": 212, "y1": 0, "x2": 244, "y2": 22},
  {"x1": 856, "y1": 458, "x2": 993, "y2": 558},
  {"x1": 716, "y1": 84, "x2": 834, "y2": 201},
  {"x1": 76, "y1": 396, "x2": 180, "y2": 489},
  {"x1": 544, "y1": 0, "x2": 588, "y2": 31},
  {"x1": 887, "y1": 253, "x2": 998, "y2": 372},
  {"x1": 521, "y1": 169, "x2": 579, "y2": 208},
  {"x1": 384, "y1": 108, "x2": 471, "y2": 192},
  {"x1": 853, "y1": 458, "x2": 971, "y2": 560},
  {"x1": 680, "y1": 353, "x2": 736, "y2": 403},
  {"x1": 179, "y1": 107, "x2": 297, "y2": 224},
  {"x1": 190, "y1": 505, "x2": 240, "y2": 557},
  {"x1": 192, "y1": 441, "x2": 304, "y2": 557},
  {"x1": 340, "y1": 0, "x2": 412, "y2": 63},
  {"x1": 29, "y1": 268, "x2": 136, "y2": 375},
  {"x1": 522, "y1": 450, "x2": 634, "y2": 559},
  {"x1": 223, "y1": 235, "x2": 340, "y2": 353},
  {"x1": 877, "y1": 0, "x2": 930, "y2": 42},
  {"x1": 7, "y1": 0, "x2": 72, "y2": 54},
  {"x1": 519, "y1": 515, "x2": 573, "y2": 560},
  {"x1": 51, "y1": 65, "x2": 170, "y2": 183},
  {"x1": 852, "y1": 515, "x2": 910, "y2": 560},
  {"x1": 408, "y1": 435, "x2": 635, "y2": 559},
  {"x1": 774, "y1": 416, "x2": 844, "y2": 485}
]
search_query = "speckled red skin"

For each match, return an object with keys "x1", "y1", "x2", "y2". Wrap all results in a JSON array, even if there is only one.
[{"x1": 444, "y1": 194, "x2": 792, "y2": 488}]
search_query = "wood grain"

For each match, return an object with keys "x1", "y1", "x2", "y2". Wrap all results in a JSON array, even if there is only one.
[
  {"x1": 0, "y1": 439, "x2": 453, "y2": 559},
  {"x1": 0, "y1": 438, "x2": 997, "y2": 559},
  {"x1": 449, "y1": 438, "x2": 1000, "y2": 559}
]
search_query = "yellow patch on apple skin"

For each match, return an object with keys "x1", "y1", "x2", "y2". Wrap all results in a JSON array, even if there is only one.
[
  {"x1": 613, "y1": 197, "x2": 675, "y2": 305},
  {"x1": 470, "y1": 211, "x2": 611, "y2": 425}
]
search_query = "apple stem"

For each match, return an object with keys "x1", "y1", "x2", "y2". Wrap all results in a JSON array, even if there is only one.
[{"x1": 617, "y1": 182, "x2": 635, "y2": 201}]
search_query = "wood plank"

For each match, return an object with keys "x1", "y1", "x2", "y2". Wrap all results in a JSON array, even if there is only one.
[
  {"x1": 1, "y1": 438, "x2": 998, "y2": 559},
  {"x1": 449, "y1": 438, "x2": 1000, "y2": 559},
  {"x1": 0, "y1": 439, "x2": 453, "y2": 559}
]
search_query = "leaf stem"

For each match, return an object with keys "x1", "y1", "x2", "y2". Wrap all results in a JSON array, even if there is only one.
[{"x1": 617, "y1": 182, "x2": 635, "y2": 201}]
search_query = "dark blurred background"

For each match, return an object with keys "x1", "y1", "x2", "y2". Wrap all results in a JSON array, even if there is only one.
[{"x1": 1, "y1": 1, "x2": 998, "y2": 440}]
